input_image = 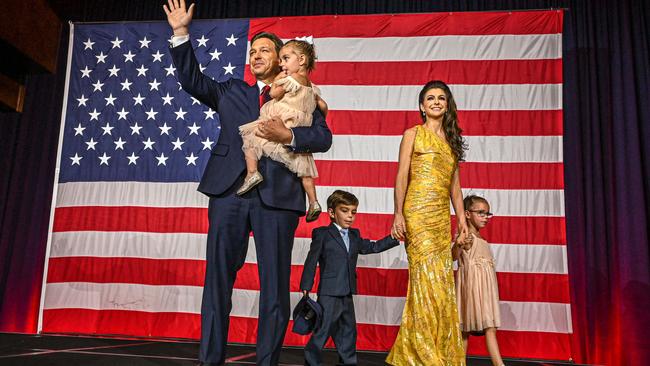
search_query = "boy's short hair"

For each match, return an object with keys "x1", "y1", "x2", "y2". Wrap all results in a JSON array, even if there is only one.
[
  {"x1": 326, "y1": 190, "x2": 359, "y2": 211},
  {"x1": 463, "y1": 195, "x2": 489, "y2": 210}
]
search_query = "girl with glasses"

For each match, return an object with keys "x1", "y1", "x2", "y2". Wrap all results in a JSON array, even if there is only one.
[{"x1": 453, "y1": 195, "x2": 505, "y2": 366}]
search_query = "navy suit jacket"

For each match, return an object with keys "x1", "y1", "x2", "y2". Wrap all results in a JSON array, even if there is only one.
[
  {"x1": 169, "y1": 41, "x2": 332, "y2": 213},
  {"x1": 300, "y1": 223, "x2": 400, "y2": 296}
]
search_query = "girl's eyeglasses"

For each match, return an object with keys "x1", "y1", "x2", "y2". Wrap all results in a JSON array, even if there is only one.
[{"x1": 468, "y1": 210, "x2": 494, "y2": 218}]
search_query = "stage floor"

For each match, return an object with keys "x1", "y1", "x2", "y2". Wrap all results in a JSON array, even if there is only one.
[{"x1": 0, "y1": 333, "x2": 586, "y2": 365}]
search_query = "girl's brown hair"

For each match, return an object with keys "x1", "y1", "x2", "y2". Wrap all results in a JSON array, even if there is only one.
[{"x1": 283, "y1": 40, "x2": 317, "y2": 72}]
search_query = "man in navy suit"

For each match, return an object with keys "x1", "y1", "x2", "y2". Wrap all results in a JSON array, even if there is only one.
[
  {"x1": 164, "y1": 2, "x2": 332, "y2": 365},
  {"x1": 300, "y1": 190, "x2": 400, "y2": 365}
]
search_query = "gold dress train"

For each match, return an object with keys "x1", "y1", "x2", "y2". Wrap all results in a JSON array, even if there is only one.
[{"x1": 386, "y1": 125, "x2": 465, "y2": 366}]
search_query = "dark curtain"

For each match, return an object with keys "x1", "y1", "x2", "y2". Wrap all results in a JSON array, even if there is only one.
[
  {"x1": 0, "y1": 29, "x2": 68, "y2": 332},
  {"x1": 1, "y1": 1, "x2": 648, "y2": 364},
  {"x1": 562, "y1": 1, "x2": 650, "y2": 365}
]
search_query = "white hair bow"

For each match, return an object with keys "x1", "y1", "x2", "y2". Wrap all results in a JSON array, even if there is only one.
[{"x1": 294, "y1": 35, "x2": 314, "y2": 44}]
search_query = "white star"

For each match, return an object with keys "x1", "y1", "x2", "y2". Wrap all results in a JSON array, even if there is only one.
[
  {"x1": 74, "y1": 123, "x2": 86, "y2": 136},
  {"x1": 130, "y1": 122, "x2": 143, "y2": 135},
  {"x1": 223, "y1": 62, "x2": 235, "y2": 75},
  {"x1": 171, "y1": 137, "x2": 185, "y2": 150},
  {"x1": 123, "y1": 50, "x2": 135, "y2": 62},
  {"x1": 159, "y1": 122, "x2": 172, "y2": 135},
  {"x1": 83, "y1": 38, "x2": 95, "y2": 50},
  {"x1": 188, "y1": 122, "x2": 201, "y2": 135},
  {"x1": 145, "y1": 107, "x2": 158, "y2": 120},
  {"x1": 142, "y1": 137, "x2": 156, "y2": 150},
  {"x1": 149, "y1": 78, "x2": 161, "y2": 91},
  {"x1": 70, "y1": 153, "x2": 83, "y2": 165},
  {"x1": 104, "y1": 94, "x2": 116, "y2": 106},
  {"x1": 117, "y1": 107, "x2": 129, "y2": 120},
  {"x1": 164, "y1": 64, "x2": 176, "y2": 76},
  {"x1": 98, "y1": 152, "x2": 111, "y2": 165},
  {"x1": 92, "y1": 79, "x2": 104, "y2": 92},
  {"x1": 139, "y1": 36, "x2": 151, "y2": 48},
  {"x1": 152, "y1": 50, "x2": 164, "y2": 62},
  {"x1": 88, "y1": 108, "x2": 100, "y2": 121},
  {"x1": 201, "y1": 137, "x2": 214, "y2": 150},
  {"x1": 80, "y1": 66, "x2": 92, "y2": 78},
  {"x1": 177, "y1": 81, "x2": 183, "y2": 91},
  {"x1": 85, "y1": 138, "x2": 98, "y2": 150},
  {"x1": 204, "y1": 109, "x2": 216, "y2": 120},
  {"x1": 101, "y1": 122, "x2": 114, "y2": 135},
  {"x1": 95, "y1": 51, "x2": 107, "y2": 64},
  {"x1": 127, "y1": 152, "x2": 139, "y2": 165},
  {"x1": 161, "y1": 93, "x2": 174, "y2": 105},
  {"x1": 156, "y1": 152, "x2": 169, "y2": 166},
  {"x1": 226, "y1": 34, "x2": 238, "y2": 46},
  {"x1": 199, "y1": 63, "x2": 206, "y2": 73},
  {"x1": 120, "y1": 78, "x2": 132, "y2": 91},
  {"x1": 111, "y1": 36, "x2": 123, "y2": 49},
  {"x1": 76, "y1": 94, "x2": 89, "y2": 106},
  {"x1": 133, "y1": 93, "x2": 145, "y2": 106},
  {"x1": 191, "y1": 96, "x2": 201, "y2": 105},
  {"x1": 107, "y1": 65, "x2": 120, "y2": 77},
  {"x1": 113, "y1": 137, "x2": 126, "y2": 150},
  {"x1": 175, "y1": 107, "x2": 187, "y2": 120},
  {"x1": 196, "y1": 35, "x2": 209, "y2": 47},
  {"x1": 209, "y1": 48, "x2": 222, "y2": 61},
  {"x1": 185, "y1": 152, "x2": 198, "y2": 166},
  {"x1": 136, "y1": 64, "x2": 148, "y2": 77}
]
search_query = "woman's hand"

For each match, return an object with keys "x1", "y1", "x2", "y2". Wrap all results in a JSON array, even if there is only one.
[
  {"x1": 391, "y1": 213, "x2": 407, "y2": 241},
  {"x1": 457, "y1": 218, "x2": 469, "y2": 242},
  {"x1": 163, "y1": 0, "x2": 195, "y2": 36}
]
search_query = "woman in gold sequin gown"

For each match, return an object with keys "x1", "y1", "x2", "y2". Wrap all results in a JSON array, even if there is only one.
[{"x1": 386, "y1": 81, "x2": 469, "y2": 366}]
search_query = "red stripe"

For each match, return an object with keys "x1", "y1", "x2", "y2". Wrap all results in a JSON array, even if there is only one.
[
  {"x1": 315, "y1": 161, "x2": 564, "y2": 189},
  {"x1": 249, "y1": 11, "x2": 563, "y2": 37},
  {"x1": 53, "y1": 206, "x2": 208, "y2": 233},
  {"x1": 298, "y1": 214, "x2": 566, "y2": 245},
  {"x1": 46, "y1": 258, "x2": 568, "y2": 303},
  {"x1": 41, "y1": 309, "x2": 571, "y2": 360},
  {"x1": 309, "y1": 59, "x2": 562, "y2": 85},
  {"x1": 46, "y1": 257, "x2": 205, "y2": 286},
  {"x1": 496, "y1": 272, "x2": 570, "y2": 303},
  {"x1": 53, "y1": 207, "x2": 566, "y2": 245},
  {"x1": 326, "y1": 110, "x2": 563, "y2": 136}
]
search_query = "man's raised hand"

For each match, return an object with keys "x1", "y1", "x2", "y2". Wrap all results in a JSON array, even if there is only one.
[{"x1": 163, "y1": 0, "x2": 195, "y2": 36}]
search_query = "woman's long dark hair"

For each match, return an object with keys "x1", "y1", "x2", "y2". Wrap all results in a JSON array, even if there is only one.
[{"x1": 418, "y1": 80, "x2": 467, "y2": 161}]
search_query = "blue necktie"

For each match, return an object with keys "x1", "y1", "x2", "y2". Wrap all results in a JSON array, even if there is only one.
[{"x1": 340, "y1": 229, "x2": 350, "y2": 252}]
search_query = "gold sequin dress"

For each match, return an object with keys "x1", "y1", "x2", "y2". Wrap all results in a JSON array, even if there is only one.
[{"x1": 386, "y1": 125, "x2": 465, "y2": 366}]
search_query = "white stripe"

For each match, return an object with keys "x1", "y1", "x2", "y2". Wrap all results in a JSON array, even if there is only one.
[
  {"x1": 55, "y1": 182, "x2": 564, "y2": 217},
  {"x1": 319, "y1": 84, "x2": 562, "y2": 111},
  {"x1": 313, "y1": 186, "x2": 564, "y2": 216},
  {"x1": 267, "y1": 34, "x2": 562, "y2": 61},
  {"x1": 48, "y1": 232, "x2": 566, "y2": 275},
  {"x1": 43, "y1": 282, "x2": 203, "y2": 313},
  {"x1": 49, "y1": 231, "x2": 207, "y2": 259},
  {"x1": 43, "y1": 283, "x2": 570, "y2": 333},
  {"x1": 491, "y1": 244, "x2": 568, "y2": 274},
  {"x1": 315, "y1": 135, "x2": 564, "y2": 163},
  {"x1": 55, "y1": 181, "x2": 207, "y2": 208}
]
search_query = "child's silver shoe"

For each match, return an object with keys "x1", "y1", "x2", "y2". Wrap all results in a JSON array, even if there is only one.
[
  {"x1": 237, "y1": 171, "x2": 263, "y2": 195},
  {"x1": 305, "y1": 201, "x2": 322, "y2": 223}
]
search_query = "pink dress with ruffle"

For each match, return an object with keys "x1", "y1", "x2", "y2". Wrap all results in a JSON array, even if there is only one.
[
  {"x1": 455, "y1": 233, "x2": 501, "y2": 332},
  {"x1": 239, "y1": 75, "x2": 319, "y2": 178}
]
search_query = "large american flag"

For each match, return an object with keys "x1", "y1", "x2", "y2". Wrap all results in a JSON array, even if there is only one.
[{"x1": 40, "y1": 11, "x2": 570, "y2": 360}]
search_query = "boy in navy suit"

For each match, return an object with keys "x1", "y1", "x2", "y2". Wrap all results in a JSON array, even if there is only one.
[{"x1": 300, "y1": 190, "x2": 400, "y2": 365}]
